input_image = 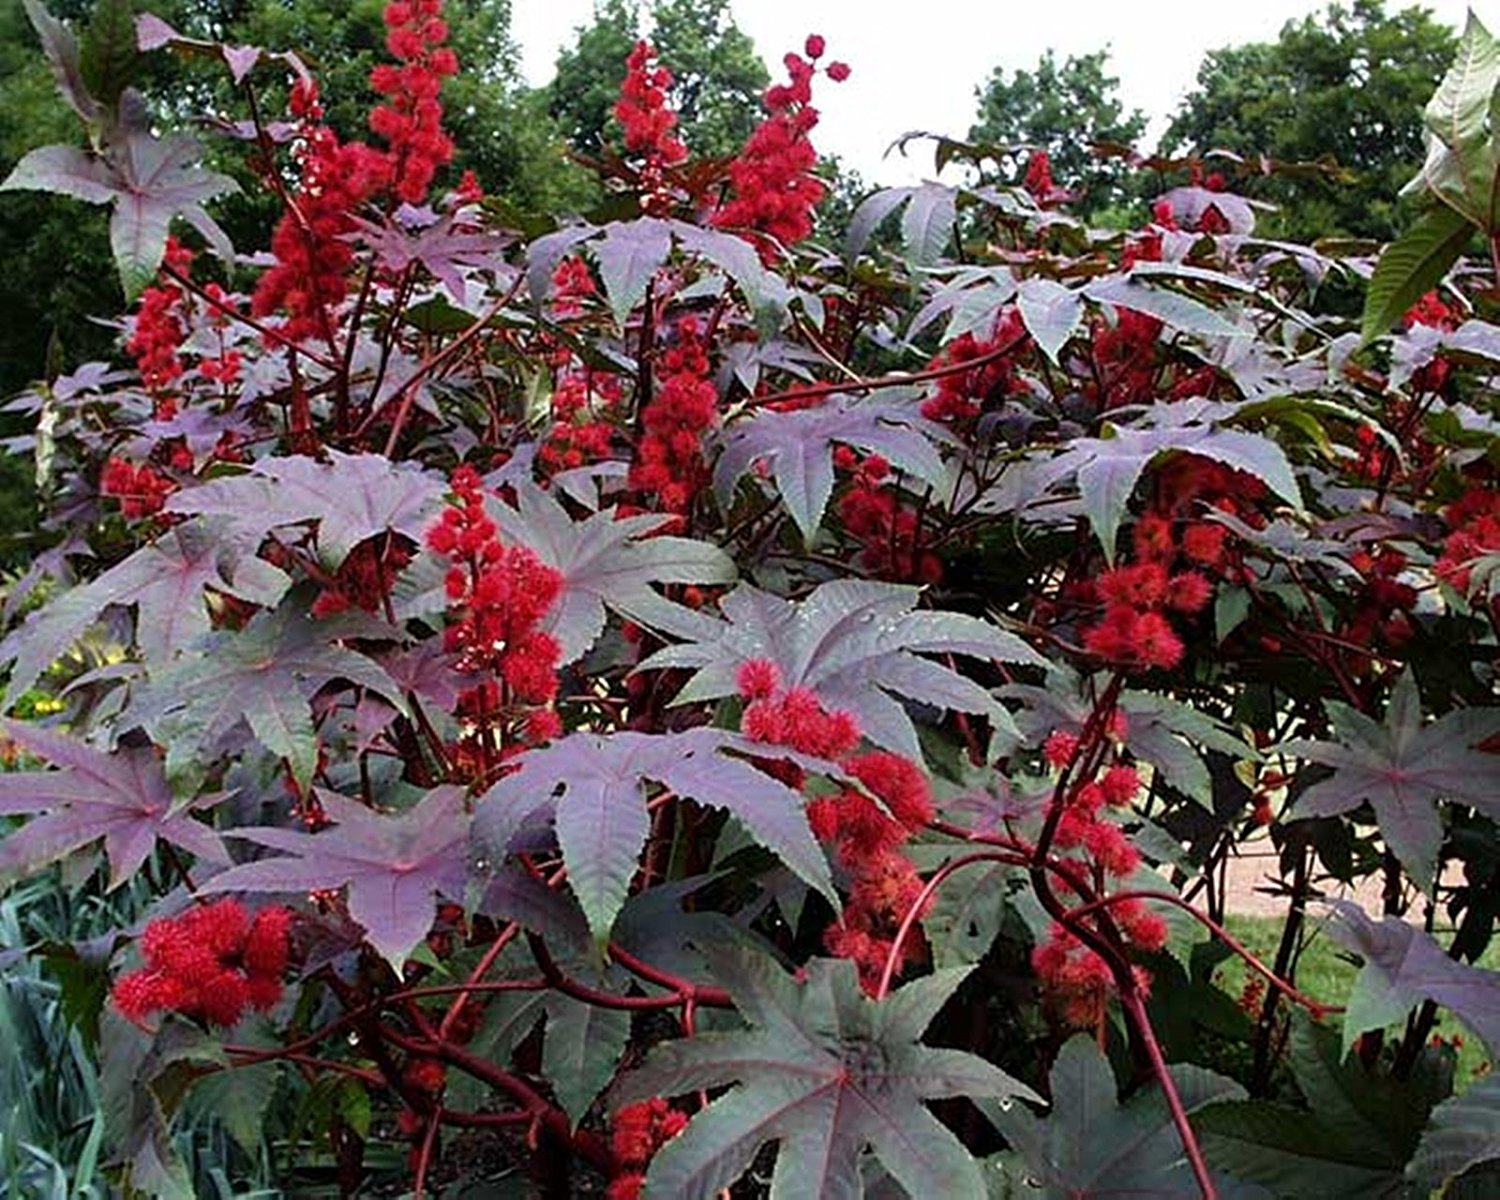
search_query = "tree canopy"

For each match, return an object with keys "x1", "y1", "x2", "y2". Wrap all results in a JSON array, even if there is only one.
[
  {"x1": 1164, "y1": 0, "x2": 1457, "y2": 241},
  {"x1": 969, "y1": 48, "x2": 1146, "y2": 218},
  {"x1": 547, "y1": 0, "x2": 768, "y2": 160}
]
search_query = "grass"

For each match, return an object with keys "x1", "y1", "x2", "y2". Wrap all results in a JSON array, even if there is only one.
[{"x1": 1216, "y1": 913, "x2": 1497, "y2": 1087}]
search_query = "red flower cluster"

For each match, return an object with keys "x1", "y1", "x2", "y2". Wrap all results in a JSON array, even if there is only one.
[
  {"x1": 1078, "y1": 456, "x2": 1270, "y2": 671},
  {"x1": 113, "y1": 899, "x2": 292, "y2": 1029},
  {"x1": 628, "y1": 317, "x2": 718, "y2": 525},
  {"x1": 608, "y1": 1097, "x2": 689, "y2": 1200},
  {"x1": 1022, "y1": 150, "x2": 1070, "y2": 208},
  {"x1": 127, "y1": 237, "x2": 194, "y2": 402},
  {"x1": 101, "y1": 456, "x2": 176, "y2": 520},
  {"x1": 737, "y1": 660, "x2": 934, "y2": 992},
  {"x1": 614, "y1": 41, "x2": 688, "y2": 214},
  {"x1": 310, "y1": 535, "x2": 414, "y2": 618},
  {"x1": 1032, "y1": 916, "x2": 1158, "y2": 1030},
  {"x1": 1031, "y1": 737, "x2": 1167, "y2": 1029},
  {"x1": 1437, "y1": 486, "x2": 1500, "y2": 597},
  {"x1": 835, "y1": 448, "x2": 942, "y2": 582},
  {"x1": 370, "y1": 0, "x2": 459, "y2": 205},
  {"x1": 1089, "y1": 308, "x2": 1164, "y2": 411},
  {"x1": 1404, "y1": 289, "x2": 1459, "y2": 333},
  {"x1": 712, "y1": 37, "x2": 848, "y2": 260},
  {"x1": 920, "y1": 309, "x2": 1028, "y2": 426},
  {"x1": 251, "y1": 77, "x2": 391, "y2": 343},
  {"x1": 426, "y1": 466, "x2": 565, "y2": 773}
]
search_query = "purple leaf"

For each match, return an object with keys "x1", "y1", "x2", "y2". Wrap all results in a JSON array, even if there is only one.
[
  {"x1": 1322, "y1": 899, "x2": 1500, "y2": 1055},
  {"x1": 0, "y1": 719, "x2": 228, "y2": 888},
  {"x1": 350, "y1": 212, "x2": 512, "y2": 307},
  {"x1": 593, "y1": 219, "x2": 673, "y2": 326},
  {"x1": 489, "y1": 481, "x2": 735, "y2": 663},
  {"x1": 1025, "y1": 398, "x2": 1300, "y2": 562},
  {"x1": 126, "y1": 605, "x2": 403, "y2": 787},
  {"x1": 1017, "y1": 276, "x2": 1084, "y2": 361},
  {"x1": 641, "y1": 580, "x2": 1042, "y2": 759},
  {"x1": 473, "y1": 728, "x2": 834, "y2": 944},
  {"x1": 24, "y1": 0, "x2": 99, "y2": 123},
  {"x1": 612, "y1": 947, "x2": 1035, "y2": 1198},
  {"x1": 134, "y1": 12, "x2": 177, "y2": 50},
  {"x1": 1286, "y1": 672, "x2": 1500, "y2": 887},
  {"x1": 203, "y1": 787, "x2": 470, "y2": 968},
  {"x1": 714, "y1": 391, "x2": 950, "y2": 543},
  {"x1": 166, "y1": 450, "x2": 447, "y2": 567},
  {"x1": 0, "y1": 520, "x2": 289, "y2": 705}
]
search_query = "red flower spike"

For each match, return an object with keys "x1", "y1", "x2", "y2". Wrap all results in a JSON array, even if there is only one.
[{"x1": 112, "y1": 901, "x2": 293, "y2": 1030}]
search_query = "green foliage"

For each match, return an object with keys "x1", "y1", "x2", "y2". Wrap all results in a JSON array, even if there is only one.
[
  {"x1": 546, "y1": 0, "x2": 767, "y2": 160},
  {"x1": 969, "y1": 48, "x2": 1146, "y2": 218},
  {"x1": 1164, "y1": 0, "x2": 1457, "y2": 241}
]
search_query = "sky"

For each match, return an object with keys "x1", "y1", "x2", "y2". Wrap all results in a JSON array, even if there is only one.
[{"x1": 511, "y1": 0, "x2": 1479, "y2": 185}]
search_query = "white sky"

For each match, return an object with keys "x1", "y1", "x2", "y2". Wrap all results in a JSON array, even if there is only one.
[{"x1": 511, "y1": 0, "x2": 1479, "y2": 185}]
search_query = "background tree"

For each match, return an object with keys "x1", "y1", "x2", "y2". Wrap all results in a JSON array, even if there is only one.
[
  {"x1": 969, "y1": 48, "x2": 1146, "y2": 219},
  {"x1": 546, "y1": 0, "x2": 767, "y2": 160},
  {"x1": 1163, "y1": 0, "x2": 1457, "y2": 241}
]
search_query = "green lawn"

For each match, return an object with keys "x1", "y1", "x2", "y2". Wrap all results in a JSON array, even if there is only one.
[{"x1": 1217, "y1": 914, "x2": 1496, "y2": 1087}]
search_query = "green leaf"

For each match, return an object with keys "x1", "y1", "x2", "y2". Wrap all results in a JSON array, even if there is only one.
[
  {"x1": 612, "y1": 947, "x2": 1036, "y2": 1199},
  {"x1": 1361, "y1": 206, "x2": 1472, "y2": 343},
  {"x1": 982, "y1": 1035, "x2": 1250, "y2": 1198},
  {"x1": 186, "y1": 1060, "x2": 281, "y2": 1154},
  {"x1": 1197, "y1": 1014, "x2": 1450, "y2": 1196},
  {"x1": 543, "y1": 993, "x2": 631, "y2": 1125},
  {"x1": 1407, "y1": 1073, "x2": 1500, "y2": 1196},
  {"x1": 79, "y1": 0, "x2": 139, "y2": 110}
]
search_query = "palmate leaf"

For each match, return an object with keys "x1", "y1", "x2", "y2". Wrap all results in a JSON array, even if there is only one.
[
  {"x1": 1285, "y1": 671, "x2": 1500, "y2": 888},
  {"x1": 0, "y1": 518, "x2": 290, "y2": 706},
  {"x1": 126, "y1": 604, "x2": 403, "y2": 787},
  {"x1": 488, "y1": 480, "x2": 735, "y2": 663},
  {"x1": 0, "y1": 719, "x2": 227, "y2": 887},
  {"x1": 1023, "y1": 399, "x2": 1301, "y2": 562},
  {"x1": 640, "y1": 580, "x2": 1044, "y2": 759},
  {"x1": 165, "y1": 450, "x2": 447, "y2": 568},
  {"x1": 201, "y1": 786, "x2": 566, "y2": 968},
  {"x1": 1322, "y1": 899, "x2": 1500, "y2": 1055},
  {"x1": 1016, "y1": 277, "x2": 1083, "y2": 362},
  {"x1": 202, "y1": 786, "x2": 467, "y2": 968},
  {"x1": 613, "y1": 946, "x2": 1036, "y2": 1199},
  {"x1": 1, "y1": 126, "x2": 238, "y2": 300},
  {"x1": 349, "y1": 211, "x2": 511, "y2": 307},
  {"x1": 714, "y1": 391, "x2": 950, "y2": 544},
  {"x1": 526, "y1": 217, "x2": 789, "y2": 326},
  {"x1": 845, "y1": 183, "x2": 958, "y2": 267},
  {"x1": 984, "y1": 1036, "x2": 1255, "y2": 1199},
  {"x1": 1407, "y1": 1073, "x2": 1500, "y2": 1196},
  {"x1": 1197, "y1": 1014, "x2": 1448, "y2": 1198},
  {"x1": 472, "y1": 728, "x2": 834, "y2": 945}
]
